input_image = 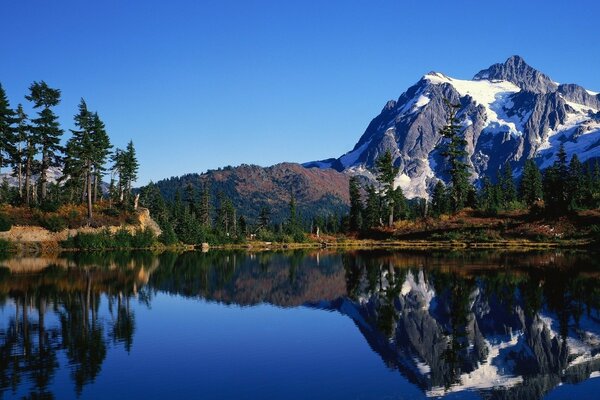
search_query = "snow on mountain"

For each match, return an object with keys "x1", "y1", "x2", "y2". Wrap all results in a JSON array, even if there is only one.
[{"x1": 305, "y1": 56, "x2": 600, "y2": 198}]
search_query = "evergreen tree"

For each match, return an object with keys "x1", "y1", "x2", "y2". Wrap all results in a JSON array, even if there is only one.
[
  {"x1": 198, "y1": 183, "x2": 211, "y2": 228},
  {"x1": 519, "y1": 159, "x2": 543, "y2": 208},
  {"x1": 479, "y1": 176, "x2": 500, "y2": 214},
  {"x1": 568, "y1": 154, "x2": 585, "y2": 210},
  {"x1": 90, "y1": 112, "x2": 112, "y2": 202},
  {"x1": 0, "y1": 83, "x2": 16, "y2": 181},
  {"x1": 115, "y1": 141, "x2": 139, "y2": 204},
  {"x1": 13, "y1": 104, "x2": 31, "y2": 201},
  {"x1": 364, "y1": 185, "x2": 381, "y2": 228},
  {"x1": 258, "y1": 205, "x2": 271, "y2": 231},
  {"x1": 64, "y1": 99, "x2": 95, "y2": 218},
  {"x1": 216, "y1": 192, "x2": 236, "y2": 236},
  {"x1": 348, "y1": 176, "x2": 363, "y2": 231},
  {"x1": 287, "y1": 189, "x2": 299, "y2": 232},
  {"x1": 184, "y1": 183, "x2": 196, "y2": 214},
  {"x1": 374, "y1": 150, "x2": 400, "y2": 226},
  {"x1": 543, "y1": 144, "x2": 569, "y2": 214},
  {"x1": 431, "y1": 180, "x2": 448, "y2": 217},
  {"x1": 26, "y1": 81, "x2": 63, "y2": 201},
  {"x1": 391, "y1": 187, "x2": 408, "y2": 221},
  {"x1": 439, "y1": 99, "x2": 471, "y2": 211},
  {"x1": 500, "y1": 162, "x2": 517, "y2": 207}
]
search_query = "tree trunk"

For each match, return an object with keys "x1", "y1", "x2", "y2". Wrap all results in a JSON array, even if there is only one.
[
  {"x1": 17, "y1": 142, "x2": 23, "y2": 198},
  {"x1": 25, "y1": 145, "x2": 32, "y2": 205},
  {"x1": 93, "y1": 171, "x2": 99, "y2": 203},
  {"x1": 87, "y1": 161, "x2": 93, "y2": 220},
  {"x1": 40, "y1": 150, "x2": 48, "y2": 201}
]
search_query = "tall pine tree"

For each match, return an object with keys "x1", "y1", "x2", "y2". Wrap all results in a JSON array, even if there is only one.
[
  {"x1": 439, "y1": 99, "x2": 471, "y2": 211},
  {"x1": 374, "y1": 150, "x2": 400, "y2": 226},
  {"x1": 348, "y1": 176, "x2": 363, "y2": 231},
  {"x1": 0, "y1": 83, "x2": 16, "y2": 180},
  {"x1": 26, "y1": 81, "x2": 63, "y2": 202},
  {"x1": 519, "y1": 159, "x2": 543, "y2": 208}
]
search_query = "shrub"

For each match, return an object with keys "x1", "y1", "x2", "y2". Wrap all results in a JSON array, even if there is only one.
[
  {"x1": 131, "y1": 228, "x2": 155, "y2": 248},
  {"x1": 0, "y1": 239, "x2": 12, "y2": 253},
  {"x1": 113, "y1": 228, "x2": 133, "y2": 248},
  {"x1": 71, "y1": 230, "x2": 114, "y2": 251},
  {"x1": 41, "y1": 215, "x2": 68, "y2": 232},
  {"x1": 39, "y1": 201, "x2": 60, "y2": 213},
  {"x1": 103, "y1": 208, "x2": 120, "y2": 217},
  {"x1": 159, "y1": 224, "x2": 179, "y2": 246},
  {"x1": 0, "y1": 214, "x2": 12, "y2": 232}
]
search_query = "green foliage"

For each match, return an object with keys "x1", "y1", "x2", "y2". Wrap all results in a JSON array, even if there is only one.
[
  {"x1": 0, "y1": 213, "x2": 12, "y2": 232},
  {"x1": 0, "y1": 238, "x2": 12, "y2": 253},
  {"x1": 439, "y1": 99, "x2": 472, "y2": 212},
  {"x1": 520, "y1": 159, "x2": 543, "y2": 207},
  {"x1": 64, "y1": 228, "x2": 156, "y2": 250},
  {"x1": 40, "y1": 214, "x2": 68, "y2": 232},
  {"x1": 375, "y1": 150, "x2": 402, "y2": 226},
  {"x1": 26, "y1": 81, "x2": 64, "y2": 201},
  {"x1": 348, "y1": 176, "x2": 363, "y2": 231},
  {"x1": 159, "y1": 223, "x2": 178, "y2": 245},
  {"x1": 431, "y1": 181, "x2": 449, "y2": 217},
  {"x1": 543, "y1": 144, "x2": 570, "y2": 215}
]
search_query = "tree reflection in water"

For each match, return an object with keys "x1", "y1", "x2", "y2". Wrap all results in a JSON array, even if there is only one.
[{"x1": 0, "y1": 249, "x2": 598, "y2": 399}]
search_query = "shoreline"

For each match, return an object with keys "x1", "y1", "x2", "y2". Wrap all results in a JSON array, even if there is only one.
[{"x1": 0, "y1": 237, "x2": 593, "y2": 256}]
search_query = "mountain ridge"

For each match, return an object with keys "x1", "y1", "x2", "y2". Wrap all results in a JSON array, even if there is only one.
[{"x1": 304, "y1": 55, "x2": 600, "y2": 198}]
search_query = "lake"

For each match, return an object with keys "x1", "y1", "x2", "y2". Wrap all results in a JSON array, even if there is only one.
[{"x1": 1, "y1": 249, "x2": 600, "y2": 399}]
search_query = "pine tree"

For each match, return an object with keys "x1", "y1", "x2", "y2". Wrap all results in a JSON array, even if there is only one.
[
  {"x1": 374, "y1": 150, "x2": 400, "y2": 226},
  {"x1": 216, "y1": 192, "x2": 236, "y2": 236},
  {"x1": 287, "y1": 188, "x2": 299, "y2": 232},
  {"x1": 184, "y1": 183, "x2": 196, "y2": 214},
  {"x1": 198, "y1": 183, "x2": 211, "y2": 228},
  {"x1": 13, "y1": 104, "x2": 31, "y2": 201},
  {"x1": 64, "y1": 99, "x2": 95, "y2": 217},
  {"x1": 0, "y1": 83, "x2": 16, "y2": 181},
  {"x1": 364, "y1": 185, "x2": 381, "y2": 228},
  {"x1": 115, "y1": 141, "x2": 139, "y2": 204},
  {"x1": 500, "y1": 162, "x2": 517, "y2": 207},
  {"x1": 519, "y1": 159, "x2": 543, "y2": 208},
  {"x1": 439, "y1": 99, "x2": 471, "y2": 211},
  {"x1": 479, "y1": 176, "x2": 499, "y2": 214},
  {"x1": 258, "y1": 205, "x2": 271, "y2": 231},
  {"x1": 568, "y1": 154, "x2": 585, "y2": 210},
  {"x1": 26, "y1": 81, "x2": 63, "y2": 202},
  {"x1": 543, "y1": 144, "x2": 569, "y2": 214},
  {"x1": 90, "y1": 112, "x2": 112, "y2": 202},
  {"x1": 431, "y1": 180, "x2": 448, "y2": 217},
  {"x1": 348, "y1": 176, "x2": 363, "y2": 231}
]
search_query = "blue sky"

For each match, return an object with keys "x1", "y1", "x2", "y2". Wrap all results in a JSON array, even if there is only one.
[{"x1": 1, "y1": 0, "x2": 599, "y2": 184}]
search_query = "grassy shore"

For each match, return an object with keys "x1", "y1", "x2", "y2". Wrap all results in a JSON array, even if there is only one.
[{"x1": 1, "y1": 208, "x2": 598, "y2": 255}]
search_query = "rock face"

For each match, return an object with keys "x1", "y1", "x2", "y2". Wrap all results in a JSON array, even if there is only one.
[{"x1": 305, "y1": 56, "x2": 600, "y2": 198}]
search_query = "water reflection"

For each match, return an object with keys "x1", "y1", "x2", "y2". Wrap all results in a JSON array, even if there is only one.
[{"x1": 0, "y1": 250, "x2": 599, "y2": 399}]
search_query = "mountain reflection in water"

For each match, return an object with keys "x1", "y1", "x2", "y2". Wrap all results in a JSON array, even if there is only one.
[{"x1": 1, "y1": 250, "x2": 600, "y2": 399}]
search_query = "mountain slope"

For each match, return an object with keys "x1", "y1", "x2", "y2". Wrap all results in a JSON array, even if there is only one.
[
  {"x1": 154, "y1": 163, "x2": 349, "y2": 224},
  {"x1": 305, "y1": 56, "x2": 600, "y2": 198}
]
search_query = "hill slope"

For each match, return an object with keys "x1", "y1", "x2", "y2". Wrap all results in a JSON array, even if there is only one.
[{"x1": 154, "y1": 163, "x2": 349, "y2": 224}]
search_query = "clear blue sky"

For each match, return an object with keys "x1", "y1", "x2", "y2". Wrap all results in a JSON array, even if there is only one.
[{"x1": 2, "y1": 0, "x2": 599, "y2": 184}]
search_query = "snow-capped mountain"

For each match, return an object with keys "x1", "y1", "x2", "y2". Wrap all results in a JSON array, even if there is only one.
[{"x1": 305, "y1": 56, "x2": 600, "y2": 198}]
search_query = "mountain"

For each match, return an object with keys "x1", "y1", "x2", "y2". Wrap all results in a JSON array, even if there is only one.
[
  {"x1": 153, "y1": 162, "x2": 349, "y2": 224},
  {"x1": 305, "y1": 55, "x2": 600, "y2": 198}
]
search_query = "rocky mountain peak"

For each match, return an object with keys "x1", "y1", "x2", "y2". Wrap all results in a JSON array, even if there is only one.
[{"x1": 473, "y1": 55, "x2": 558, "y2": 93}]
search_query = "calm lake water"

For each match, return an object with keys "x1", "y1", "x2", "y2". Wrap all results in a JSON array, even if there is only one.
[{"x1": 1, "y1": 249, "x2": 600, "y2": 399}]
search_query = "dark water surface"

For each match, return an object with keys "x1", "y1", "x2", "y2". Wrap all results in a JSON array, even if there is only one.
[{"x1": 1, "y1": 250, "x2": 600, "y2": 399}]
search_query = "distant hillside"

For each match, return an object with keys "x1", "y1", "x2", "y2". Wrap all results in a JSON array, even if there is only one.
[{"x1": 153, "y1": 163, "x2": 350, "y2": 225}]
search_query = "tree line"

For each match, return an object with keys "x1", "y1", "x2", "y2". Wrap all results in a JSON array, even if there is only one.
[
  {"x1": 0, "y1": 81, "x2": 139, "y2": 219},
  {"x1": 347, "y1": 99, "x2": 600, "y2": 232}
]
